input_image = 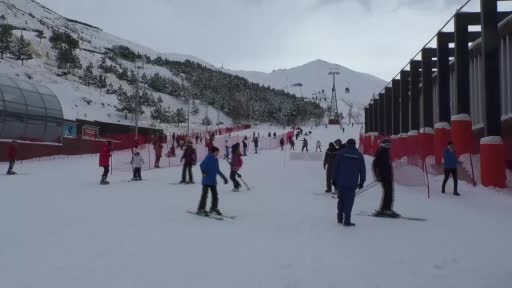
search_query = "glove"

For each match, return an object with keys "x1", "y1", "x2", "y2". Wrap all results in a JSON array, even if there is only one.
[
  {"x1": 237, "y1": 173, "x2": 242, "y2": 178},
  {"x1": 223, "y1": 177, "x2": 229, "y2": 185},
  {"x1": 358, "y1": 183, "x2": 364, "y2": 190}
]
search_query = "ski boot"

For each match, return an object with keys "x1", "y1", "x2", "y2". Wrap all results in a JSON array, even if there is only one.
[
  {"x1": 232, "y1": 187, "x2": 240, "y2": 192},
  {"x1": 179, "y1": 180, "x2": 186, "y2": 184},
  {"x1": 209, "y1": 208, "x2": 223, "y2": 216},
  {"x1": 186, "y1": 181, "x2": 195, "y2": 184},
  {"x1": 6, "y1": 170, "x2": 16, "y2": 175},
  {"x1": 196, "y1": 209, "x2": 209, "y2": 217},
  {"x1": 343, "y1": 222, "x2": 356, "y2": 227},
  {"x1": 454, "y1": 192, "x2": 461, "y2": 196},
  {"x1": 100, "y1": 176, "x2": 110, "y2": 185},
  {"x1": 373, "y1": 210, "x2": 400, "y2": 218}
]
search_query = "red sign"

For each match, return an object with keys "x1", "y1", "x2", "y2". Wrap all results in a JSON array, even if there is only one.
[{"x1": 82, "y1": 126, "x2": 99, "y2": 139}]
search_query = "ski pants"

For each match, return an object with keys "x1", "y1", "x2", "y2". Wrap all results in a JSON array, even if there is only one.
[
  {"x1": 181, "y1": 164, "x2": 193, "y2": 182},
  {"x1": 378, "y1": 180, "x2": 394, "y2": 211},
  {"x1": 133, "y1": 167, "x2": 142, "y2": 179},
  {"x1": 442, "y1": 168, "x2": 458, "y2": 193},
  {"x1": 102, "y1": 166, "x2": 109, "y2": 178},
  {"x1": 337, "y1": 187, "x2": 356, "y2": 224},
  {"x1": 290, "y1": 144, "x2": 295, "y2": 151},
  {"x1": 280, "y1": 145, "x2": 284, "y2": 151},
  {"x1": 7, "y1": 160, "x2": 15, "y2": 173},
  {"x1": 316, "y1": 146, "x2": 322, "y2": 152},
  {"x1": 225, "y1": 147, "x2": 230, "y2": 159},
  {"x1": 254, "y1": 146, "x2": 258, "y2": 154},
  {"x1": 302, "y1": 145, "x2": 308, "y2": 152},
  {"x1": 154, "y1": 156, "x2": 161, "y2": 168},
  {"x1": 326, "y1": 165, "x2": 334, "y2": 192},
  {"x1": 230, "y1": 170, "x2": 241, "y2": 189},
  {"x1": 243, "y1": 146, "x2": 247, "y2": 156},
  {"x1": 198, "y1": 185, "x2": 219, "y2": 210}
]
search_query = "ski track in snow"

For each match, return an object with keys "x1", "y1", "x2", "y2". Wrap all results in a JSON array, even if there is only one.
[{"x1": 1, "y1": 125, "x2": 512, "y2": 288}]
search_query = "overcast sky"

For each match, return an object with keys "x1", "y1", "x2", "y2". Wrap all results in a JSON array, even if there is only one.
[{"x1": 37, "y1": 0, "x2": 494, "y2": 80}]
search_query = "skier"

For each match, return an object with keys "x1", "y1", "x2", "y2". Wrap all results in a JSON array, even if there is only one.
[
  {"x1": 242, "y1": 136, "x2": 248, "y2": 156},
  {"x1": 253, "y1": 136, "x2": 259, "y2": 154},
  {"x1": 172, "y1": 132, "x2": 176, "y2": 146},
  {"x1": 224, "y1": 139, "x2": 230, "y2": 160},
  {"x1": 442, "y1": 141, "x2": 461, "y2": 196},
  {"x1": 273, "y1": 132, "x2": 277, "y2": 139},
  {"x1": 372, "y1": 138, "x2": 399, "y2": 217},
  {"x1": 315, "y1": 140, "x2": 322, "y2": 152},
  {"x1": 99, "y1": 141, "x2": 112, "y2": 185},
  {"x1": 290, "y1": 138, "x2": 295, "y2": 151},
  {"x1": 229, "y1": 143, "x2": 243, "y2": 192},
  {"x1": 342, "y1": 127, "x2": 345, "y2": 133},
  {"x1": 195, "y1": 135, "x2": 200, "y2": 144},
  {"x1": 130, "y1": 151, "x2": 144, "y2": 181},
  {"x1": 6, "y1": 140, "x2": 17, "y2": 175},
  {"x1": 301, "y1": 137, "x2": 309, "y2": 152},
  {"x1": 180, "y1": 140, "x2": 197, "y2": 184},
  {"x1": 323, "y1": 142, "x2": 337, "y2": 193},
  {"x1": 268, "y1": 132, "x2": 271, "y2": 138},
  {"x1": 197, "y1": 146, "x2": 229, "y2": 216},
  {"x1": 153, "y1": 141, "x2": 163, "y2": 168},
  {"x1": 166, "y1": 144, "x2": 176, "y2": 158},
  {"x1": 280, "y1": 137, "x2": 285, "y2": 151},
  {"x1": 332, "y1": 138, "x2": 366, "y2": 226}
]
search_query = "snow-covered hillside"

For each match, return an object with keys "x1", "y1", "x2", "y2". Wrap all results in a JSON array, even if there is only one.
[
  {"x1": 0, "y1": 0, "x2": 231, "y2": 133},
  {"x1": 225, "y1": 59, "x2": 387, "y2": 111}
]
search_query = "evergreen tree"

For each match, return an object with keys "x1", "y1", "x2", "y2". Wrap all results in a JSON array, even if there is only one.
[
  {"x1": 12, "y1": 34, "x2": 33, "y2": 66},
  {"x1": 0, "y1": 25, "x2": 12, "y2": 59},
  {"x1": 119, "y1": 66, "x2": 129, "y2": 81},
  {"x1": 128, "y1": 69, "x2": 137, "y2": 85},
  {"x1": 174, "y1": 108, "x2": 187, "y2": 126},
  {"x1": 57, "y1": 47, "x2": 81, "y2": 71},
  {"x1": 82, "y1": 62, "x2": 96, "y2": 86},
  {"x1": 201, "y1": 115, "x2": 212, "y2": 127},
  {"x1": 35, "y1": 30, "x2": 44, "y2": 43},
  {"x1": 98, "y1": 74, "x2": 108, "y2": 89},
  {"x1": 106, "y1": 82, "x2": 115, "y2": 94}
]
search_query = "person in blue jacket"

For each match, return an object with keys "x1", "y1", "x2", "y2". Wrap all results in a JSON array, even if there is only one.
[
  {"x1": 442, "y1": 141, "x2": 461, "y2": 196},
  {"x1": 332, "y1": 138, "x2": 366, "y2": 227},
  {"x1": 197, "y1": 146, "x2": 229, "y2": 216}
]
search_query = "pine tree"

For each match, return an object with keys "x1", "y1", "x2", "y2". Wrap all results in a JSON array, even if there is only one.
[
  {"x1": 82, "y1": 62, "x2": 96, "y2": 86},
  {"x1": 106, "y1": 82, "x2": 115, "y2": 94},
  {"x1": 128, "y1": 69, "x2": 137, "y2": 85},
  {"x1": 201, "y1": 116, "x2": 212, "y2": 127},
  {"x1": 35, "y1": 30, "x2": 44, "y2": 43},
  {"x1": 174, "y1": 108, "x2": 187, "y2": 127},
  {"x1": 12, "y1": 34, "x2": 33, "y2": 66},
  {"x1": 0, "y1": 25, "x2": 12, "y2": 59},
  {"x1": 98, "y1": 74, "x2": 108, "y2": 89}
]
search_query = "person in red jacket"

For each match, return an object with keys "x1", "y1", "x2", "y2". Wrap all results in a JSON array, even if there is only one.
[
  {"x1": 99, "y1": 141, "x2": 112, "y2": 185},
  {"x1": 180, "y1": 140, "x2": 197, "y2": 184},
  {"x1": 229, "y1": 143, "x2": 243, "y2": 192},
  {"x1": 6, "y1": 140, "x2": 17, "y2": 175},
  {"x1": 153, "y1": 141, "x2": 163, "y2": 168}
]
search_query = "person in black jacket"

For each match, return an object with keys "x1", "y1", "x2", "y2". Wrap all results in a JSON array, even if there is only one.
[
  {"x1": 334, "y1": 139, "x2": 345, "y2": 152},
  {"x1": 372, "y1": 139, "x2": 399, "y2": 218},
  {"x1": 323, "y1": 142, "x2": 337, "y2": 193},
  {"x1": 279, "y1": 137, "x2": 285, "y2": 151}
]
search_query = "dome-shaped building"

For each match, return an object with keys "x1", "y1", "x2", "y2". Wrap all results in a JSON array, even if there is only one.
[{"x1": 0, "y1": 74, "x2": 64, "y2": 143}]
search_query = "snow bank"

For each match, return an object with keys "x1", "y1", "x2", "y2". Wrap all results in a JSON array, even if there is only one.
[
  {"x1": 420, "y1": 127, "x2": 434, "y2": 134},
  {"x1": 408, "y1": 130, "x2": 419, "y2": 136}
]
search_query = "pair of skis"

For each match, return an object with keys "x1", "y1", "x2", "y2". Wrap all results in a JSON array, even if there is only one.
[
  {"x1": 356, "y1": 211, "x2": 426, "y2": 222},
  {"x1": 186, "y1": 211, "x2": 236, "y2": 221}
]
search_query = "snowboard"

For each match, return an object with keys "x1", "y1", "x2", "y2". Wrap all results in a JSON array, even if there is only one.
[{"x1": 357, "y1": 211, "x2": 427, "y2": 222}]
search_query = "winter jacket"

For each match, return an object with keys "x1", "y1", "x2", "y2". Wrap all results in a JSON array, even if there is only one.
[
  {"x1": 200, "y1": 153, "x2": 226, "y2": 186},
  {"x1": 280, "y1": 139, "x2": 285, "y2": 146},
  {"x1": 7, "y1": 143, "x2": 16, "y2": 161},
  {"x1": 181, "y1": 146, "x2": 197, "y2": 165},
  {"x1": 443, "y1": 148, "x2": 459, "y2": 169},
  {"x1": 332, "y1": 146, "x2": 366, "y2": 189},
  {"x1": 231, "y1": 152, "x2": 243, "y2": 172},
  {"x1": 154, "y1": 143, "x2": 163, "y2": 157},
  {"x1": 99, "y1": 144, "x2": 111, "y2": 167},
  {"x1": 373, "y1": 146, "x2": 392, "y2": 182},
  {"x1": 131, "y1": 154, "x2": 145, "y2": 168},
  {"x1": 302, "y1": 139, "x2": 308, "y2": 147},
  {"x1": 323, "y1": 147, "x2": 337, "y2": 169},
  {"x1": 243, "y1": 140, "x2": 248, "y2": 148},
  {"x1": 253, "y1": 137, "x2": 259, "y2": 147}
]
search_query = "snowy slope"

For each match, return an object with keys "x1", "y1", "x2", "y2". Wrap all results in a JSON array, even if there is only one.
[{"x1": 1, "y1": 124, "x2": 511, "y2": 288}]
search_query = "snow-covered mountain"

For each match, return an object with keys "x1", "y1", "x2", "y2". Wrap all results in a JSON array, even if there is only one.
[
  {"x1": 225, "y1": 59, "x2": 386, "y2": 106},
  {"x1": 0, "y1": 0, "x2": 385, "y2": 129}
]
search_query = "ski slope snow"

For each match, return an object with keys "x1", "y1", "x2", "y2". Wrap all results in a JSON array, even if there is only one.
[{"x1": 1, "y1": 125, "x2": 512, "y2": 288}]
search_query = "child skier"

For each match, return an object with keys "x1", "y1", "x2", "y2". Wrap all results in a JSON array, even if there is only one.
[
  {"x1": 130, "y1": 151, "x2": 144, "y2": 181},
  {"x1": 230, "y1": 143, "x2": 243, "y2": 192},
  {"x1": 301, "y1": 137, "x2": 309, "y2": 152},
  {"x1": 197, "y1": 147, "x2": 229, "y2": 216},
  {"x1": 280, "y1": 137, "x2": 285, "y2": 151},
  {"x1": 315, "y1": 140, "x2": 322, "y2": 152},
  {"x1": 242, "y1": 137, "x2": 248, "y2": 156}
]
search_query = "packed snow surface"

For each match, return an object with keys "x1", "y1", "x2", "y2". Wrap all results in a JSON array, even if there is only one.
[{"x1": 1, "y1": 124, "x2": 512, "y2": 288}]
